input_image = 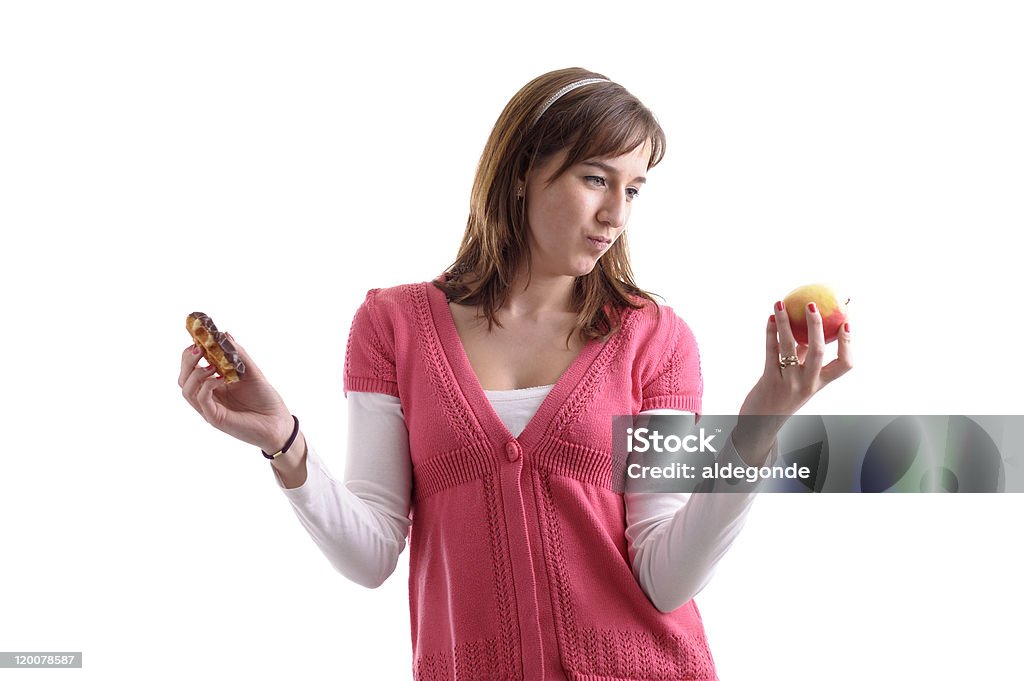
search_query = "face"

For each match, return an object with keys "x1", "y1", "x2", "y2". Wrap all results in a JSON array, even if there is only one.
[{"x1": 522, "y1": 140, "x2": 651, "y2": 279}]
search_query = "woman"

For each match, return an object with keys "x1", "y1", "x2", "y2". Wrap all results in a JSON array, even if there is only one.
[{"x1": 179, "y1": 67, "x2": 852, "y2": 680}]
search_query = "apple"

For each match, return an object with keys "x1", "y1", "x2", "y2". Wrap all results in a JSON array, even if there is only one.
[{"x1": 782, "y1": 283, "x2": 849, "y2": 345}]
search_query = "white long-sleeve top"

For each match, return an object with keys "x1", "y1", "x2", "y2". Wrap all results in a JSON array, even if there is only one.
[{"x1": 270, "y1": 387, "x2": 771, "y2": 613}]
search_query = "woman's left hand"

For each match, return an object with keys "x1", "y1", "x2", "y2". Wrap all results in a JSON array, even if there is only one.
[
  {"x1": 745, "y1": 300, "x2": 853, "y2": 416},
  {"x1": 733, "y1": 300, "x2": 854, "y2": 462}
]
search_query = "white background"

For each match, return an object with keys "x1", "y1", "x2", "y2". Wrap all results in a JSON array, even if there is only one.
[{"x1": 2, "y1": 1, "x2": 1022, "y2": 679}]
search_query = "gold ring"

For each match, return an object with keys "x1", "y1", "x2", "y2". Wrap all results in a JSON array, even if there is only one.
[{"x1": 778, "y1": 355, "x2": 799, "y2": 369}]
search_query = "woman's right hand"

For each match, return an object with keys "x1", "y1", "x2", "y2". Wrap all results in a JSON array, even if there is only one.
[{"x1": 178, "y1": 336, "x2": 295, "y2": 453}]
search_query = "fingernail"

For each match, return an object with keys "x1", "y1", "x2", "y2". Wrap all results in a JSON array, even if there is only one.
[
  {"x1": 226, "y1": 332, "x2": 234, "y2": 341},
  {"x1": 808, "y1": 302, "x2": 817, "y2": 313},
  {"x1": 206, "y1": 365, "x2": 215, "y2": 371},
  {"x1": 192, "y1": 345, "x2": 202, "y2": 355},
  {"x1": 844, "y1": 322, "x2": 850, "y2": 333},
  {"x1": 769, "y1": 314, "x2": 776, "y2": 324},
  {"x1": 775, "y1": 300, "x2": 783, "y2": 312}
]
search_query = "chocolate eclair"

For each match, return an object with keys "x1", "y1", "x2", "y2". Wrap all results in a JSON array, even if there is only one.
[{"x1": 186, "y1": 312, "x2": 246, "y2": 384}]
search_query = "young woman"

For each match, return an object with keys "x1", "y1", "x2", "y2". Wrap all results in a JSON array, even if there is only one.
[{"x1": 179, "y1": 67, "x2": 852, "y2": 680}]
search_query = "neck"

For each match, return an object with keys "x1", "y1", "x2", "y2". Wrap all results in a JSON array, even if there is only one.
[{"x1": 502, "y1": 268, "x2": 576, "y2": 320}]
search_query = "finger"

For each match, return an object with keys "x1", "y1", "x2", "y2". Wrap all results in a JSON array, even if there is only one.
[
  {"x1": 820, "y1": 320, "x2": 853, "y2": 385},
  {"x1": 195, "y1": 371, "x2": 227, "y2": 427},
  {"x1": 179, "y1": 343, "x2": 205, "y2": 388},
  {"x1": 181, "y1": 362, "x2": 218, "y2": 412},
  {"x1": 774, "y1": 300, "x2": 799, "y2": 367},
  {"x1": 802, "y1": 302, "x2": 826, "y2": 375},
  {"x1": 763, "y1": 313, "x2": 780, "y2": 375}
]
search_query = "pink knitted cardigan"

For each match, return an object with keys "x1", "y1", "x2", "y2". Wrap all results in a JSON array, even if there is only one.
[{"x1": 343, "y1": 276, "x2": 717, "y2": 681}]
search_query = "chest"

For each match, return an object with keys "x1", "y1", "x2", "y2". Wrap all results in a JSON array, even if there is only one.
[{"x1": 449, "y1": 303, "x2": 585, "y2": 391}]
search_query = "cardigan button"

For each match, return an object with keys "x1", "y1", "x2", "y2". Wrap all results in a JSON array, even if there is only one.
[{"x1": 504, "y1": 440, "x2": 521, "y2": 461}]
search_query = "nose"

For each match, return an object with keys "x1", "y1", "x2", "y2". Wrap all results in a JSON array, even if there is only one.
[{"x1": 597, "y1": 191, "x2": 628, "y2": 230}]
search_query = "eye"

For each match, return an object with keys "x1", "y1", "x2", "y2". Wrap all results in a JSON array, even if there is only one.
[{"x1": 586, "y1": 175, "x2": 640, "y2": 200}]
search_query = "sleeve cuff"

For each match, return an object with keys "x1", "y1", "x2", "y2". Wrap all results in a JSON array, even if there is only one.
[
  {"x1": 711, "y1": 432, "x2": 779, "y2": 494},
  {"x1": 269, "y1": 442, "x2": 335, "y2": 499}
]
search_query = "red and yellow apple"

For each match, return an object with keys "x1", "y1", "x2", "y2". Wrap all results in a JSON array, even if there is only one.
[{"x1": 782, "y1": 283, "x2": 849, "y2": 346}]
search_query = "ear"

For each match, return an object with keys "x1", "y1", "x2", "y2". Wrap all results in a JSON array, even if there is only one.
[{"x1": 516, "y1": 174, "x2": 527, "y2": 198}]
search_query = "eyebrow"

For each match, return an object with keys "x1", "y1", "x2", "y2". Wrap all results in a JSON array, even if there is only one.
[{"x1": 580, "y1": 160, "x2": 647, "y2": 185}]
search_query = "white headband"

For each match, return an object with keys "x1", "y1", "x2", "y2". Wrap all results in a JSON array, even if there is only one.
[{"x1": 532, "y1": 77, "x2": 610, "y2": 125}]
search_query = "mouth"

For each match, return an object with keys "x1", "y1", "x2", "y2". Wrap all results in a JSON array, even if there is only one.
[{"x1": 587, "y1": 236, "x2": 612, "y2": 246}]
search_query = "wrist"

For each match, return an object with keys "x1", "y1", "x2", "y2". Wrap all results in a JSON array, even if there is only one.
[
  {"x1": 270, "y1": 431, "x2": 306, "y2": 470},
  {"x1": 732, "y1": 415, "x2": 782, "y2": 467},
  {"x1": 261, "y1": 414, "x2": 299, "y2": 459}
]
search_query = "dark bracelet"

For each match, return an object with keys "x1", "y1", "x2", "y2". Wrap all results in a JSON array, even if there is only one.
[{"x1": 262, "y1": 415, "x2": 300, "y2": 460}]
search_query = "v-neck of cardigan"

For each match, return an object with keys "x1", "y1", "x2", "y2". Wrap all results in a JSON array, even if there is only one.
[{"x1": 425, "y1": 279, "x2": 604, "y2": 452}]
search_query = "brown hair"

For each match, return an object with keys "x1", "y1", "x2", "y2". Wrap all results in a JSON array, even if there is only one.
[{"x1": 433, "y1": 66, "x2": 667, "y2": 346}]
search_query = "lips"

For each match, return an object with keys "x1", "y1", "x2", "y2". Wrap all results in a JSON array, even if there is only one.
[{"x1": 587, "y1": 236, "x2": 611, "y2": 245}]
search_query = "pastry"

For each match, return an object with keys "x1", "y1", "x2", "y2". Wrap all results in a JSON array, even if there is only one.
[{"x1": 186, "y1": 312, "x2": 245, "y2": 383}]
